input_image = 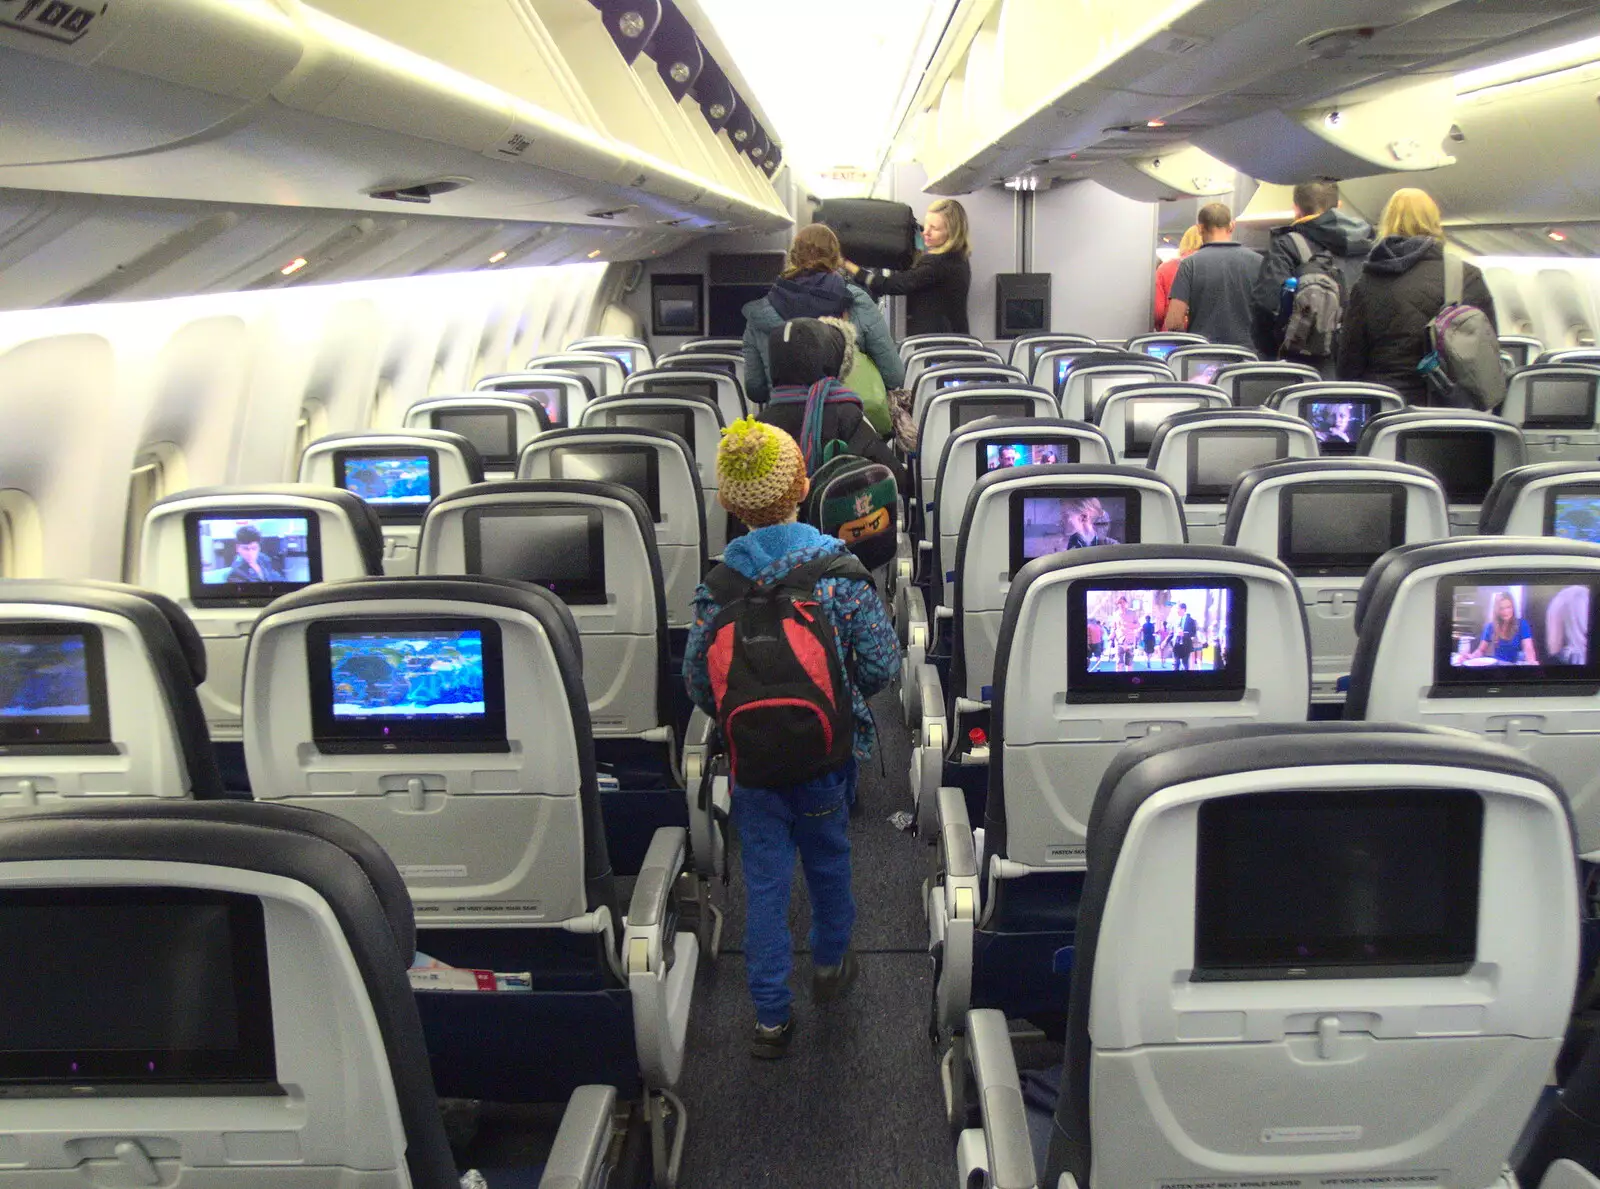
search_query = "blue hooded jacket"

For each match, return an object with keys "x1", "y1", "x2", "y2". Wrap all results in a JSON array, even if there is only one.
[
  {"x1": 742, "y1": 273, "x2": 905, "y2": 403},
  {"x1": 683, "y1": 522, "x2": 899, "y2": 766}
]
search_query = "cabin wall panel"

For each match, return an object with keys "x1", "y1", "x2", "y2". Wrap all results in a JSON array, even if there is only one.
[
  {"x1": 1032, "y1": 179, "x2": 1158, "y2": 340},
  {"x1": 1479, "y1": 258, "x2": 1600, "y2": 353},
  {"x1": 890, "y1": 164, "x2": 1018, "y2": 342}
]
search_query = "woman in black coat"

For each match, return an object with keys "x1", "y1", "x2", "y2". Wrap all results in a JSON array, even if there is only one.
[
  {"x1": 1337, "y1": 188, "x2": 1496, "y2": 404},
  {"x1": 841, "y1": 198, "x2": 972, "y2": 337}
]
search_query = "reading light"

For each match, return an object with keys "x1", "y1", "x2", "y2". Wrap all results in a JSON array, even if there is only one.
[
  {"x1": 1549, "y1": 230, "x2": 1569, "y2": 242},
  {"x1": 1146, "y1": 118, "x2": 1166, "y2": 128},
  {"x1": 587, "y1": 249, "x2": 603, "y2": 258},
  {"x1": 670, "y1": 62, "x2": 691, "y2": 83},
  {"x1": 709, "y1": 102, "x2": 728, "y2": 120},
  {"x1": 488, "y1": 250, "x2": 508, "y2": 264},
  {"x1": 281, "y1": 258, "x2": 308, "y2": 276}
]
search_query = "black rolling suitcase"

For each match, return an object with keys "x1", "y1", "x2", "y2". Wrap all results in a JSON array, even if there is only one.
[{"x1": 815, "y1": 198, "x2": 918, "y2": 271}]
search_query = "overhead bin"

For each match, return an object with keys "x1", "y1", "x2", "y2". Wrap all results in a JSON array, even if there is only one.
[{"x1": 1092, "y1": 144, "x2": 1236, "y2": 202}]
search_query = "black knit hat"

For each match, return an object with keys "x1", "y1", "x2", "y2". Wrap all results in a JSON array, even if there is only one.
[{"x1": 769, "y1": 318, "x2": 846, "y2": 387}]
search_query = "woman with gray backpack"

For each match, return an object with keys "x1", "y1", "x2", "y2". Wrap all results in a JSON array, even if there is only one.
[{"x1": 1337, "y1": 187, "x2": 1502, "y2": 407}]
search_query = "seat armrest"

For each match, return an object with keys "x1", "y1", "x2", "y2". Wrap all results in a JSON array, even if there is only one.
[
  {"x1": 967, "y1": 1008, "x2": 1038, "y2": 1189},
  {"x1": 627, "y1": 827, "x2": 687, "y2": 935},
  {"x1": 914, "y1": 663, "x2": 948, "y2": 838},
  {"x1": 684, "y1": 708, "x2": 715, "y2": 752},
  {"x1": 537, "y1": 1084, "x2": 618, "y2": 1189},
  {"x1": 939, "y1": 786, "x2": 976, "y2": 880},
  {"x1": 905, "y1": 586, "x2": 930, "y2": 650},
  {"x1": 1544, "y1": 1161, "x2": 1600, "y2": 1189}
]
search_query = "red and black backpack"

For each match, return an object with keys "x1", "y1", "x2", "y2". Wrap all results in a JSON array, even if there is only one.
[{"x1": 704, "y1": 553, "x2": 869, "y2": 787}]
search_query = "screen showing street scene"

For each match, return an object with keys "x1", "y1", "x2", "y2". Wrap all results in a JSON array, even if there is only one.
[
  {"x1": 328, "y1": 629, "x2": 488, "y2": 720},
  {"x1": 1084, "y1": 586, "x2": 1234, "y2": 674}
]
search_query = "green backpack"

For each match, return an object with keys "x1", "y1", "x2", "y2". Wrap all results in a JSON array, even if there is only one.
[{"x1": 841, "y1": 351, "x2": 892, "y2": 436}]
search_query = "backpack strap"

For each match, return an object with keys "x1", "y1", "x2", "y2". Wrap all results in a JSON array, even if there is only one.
[
  {"x1": 704, "y1": 562, "x2": 754, "y2": 606},
  {"x1": 1443, "y1": 251, "x2": 1464, "y2": 307},
  {"x1": 1287, "y1": 231, "x2": 1315, "y2": 268},
  {"x1": 774, "y1": 552, "x2": 872, "y2": 595}
]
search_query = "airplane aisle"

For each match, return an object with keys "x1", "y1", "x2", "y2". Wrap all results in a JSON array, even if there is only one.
[{"x1": 677, "y1": 686, "x2": 953, "y2": 1185}]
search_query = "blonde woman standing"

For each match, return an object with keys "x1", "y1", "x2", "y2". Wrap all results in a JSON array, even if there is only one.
[{"x1": 841, "y1": 198, "x2": 973, "y2": 337}]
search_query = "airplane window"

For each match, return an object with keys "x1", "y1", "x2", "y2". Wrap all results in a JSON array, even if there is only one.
[
  {"x1": 0, "y1": 491, "x2": 41, "y2": 579},
  {"x1": 121, "y1": 444, "x2": 186, "y2": 583},
  {"x1": 370, "y1": 377, "x2": 400, "y2": 429},
  {"x1": 293, "y1": 401, "x2": 328, "y2": 471}
]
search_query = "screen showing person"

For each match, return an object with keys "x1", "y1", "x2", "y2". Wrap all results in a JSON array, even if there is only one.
[
  {"x1": 484, "y1": 384, "x2": 565, "y2": 426},
  {"x1": 187, "y1": 514, "x2": 318, "y2": 603},
  {"x1": 1435, "y1": 577, "x2": 1600, "y2": 692},
  {"x1": 1186, "y1": 430, "x2": 1290, "y2": 500},
  {"x1": 981, "y1": 440, "x2": 1078, "y2": 473},
  {"x1": 1194, "y1": 789, "x2": 1481, "y2": 980},
  {"x1": 1279, "y1": 486, "x2": 1406, "y2": 575},
  {"x1": 1187, "y1": 360, "x2": 1225, "y2": 385},
  {"x1": 1524, "y1": 375, "x2": 1597, "y2": 428},
  {"x1": 336, "y1": 452, "x2": 436, "y2": 511},
  {"x1": 600, "y1": 348, "x2": 635, "y2": 376},
  {"x1": 1304, "y1": 399, "x2": 1375, "y2": 452},
  {"x1": 1547, "y1": 490, "x2": 1600, "y2": 543},
  {"x1": 549, "y1": 445, "x2": 661, "y2": 520},
  {"x1": 1123, "y1": 397, "x2": 1207, "y2": 457},
  {"x1": 607, "y1": 409, "x2": 696, "y2": 458},
  {"x1": 1068, "y1": 580, "x2": 1248, "y2": 701},
  {"x1": 953, "y1": 399, "x2": 1032, "y2": 427},
  {"x1": 431, "y1": 409, "x2": 518, "y2": 464},
  {"x1": 1010, "y1": 492, "x2": 1139, "y2": 572},
  {"x1": 0, "y1": 887, "x2": 277, "y2": 1086},
  {"x1": 0, "y1": 625, "x2": 112, "y2": 749},
  {"x1": 1141, "y1": 342, "x2": 1179, "y2": 361},
  {"x1": 1398, "y1": 431, "x2": 1496, "y2": 504},
  {"x1": 307, "y1": 618, "x2": 509, "y2": 752},
  {"x1": 464, "y1": 507, "x2": 607, "y2": 604}
]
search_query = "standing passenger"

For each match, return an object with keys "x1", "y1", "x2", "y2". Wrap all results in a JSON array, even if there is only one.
[
  {"x1": 741, "y1": 224, "x2": 905, "y2": 406},
  {"x1": 841, "y1": 199, "x2": 973, "y2": 337},
  {"x1": 1337, "y1": 188, "x2": 1497, "y2": 404},
  {"x1": 1250, "y1": 181, "x2": 1376, "y2": 361},
  {"x1": 683, "y1": 419, "x2": 900, "y2": 1059},
  {"x1": 1154, "y1": 225, "x2": 1203, "y2": 329},
  {"x1": 1163, "y1": 204, "x2": 1263, "y2": 349}
]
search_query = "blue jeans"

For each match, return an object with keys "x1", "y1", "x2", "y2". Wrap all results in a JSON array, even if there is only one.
[{"x1": 732, "y1": 761, "x2": 857, "y2": 1027}]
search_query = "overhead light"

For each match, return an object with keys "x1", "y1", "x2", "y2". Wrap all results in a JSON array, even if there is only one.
[
  {"x1": 281, "y1": 258, "x2": 308, "y2": 276},
  {"x1": 1146, "y1": 118, "x2": 1166, "y2": 128},
  {"x1": 1548, "y1": 230, "x2": 1569, "y2": 242},
  {"x1": 1324, "y1": 110, "x2": 1343, "y2": 128},
  {"x1": 488, "y1": 250, "x2": 508, "y2": 264},
  {"x1": 1456, "y1": 35, "x2": 1600, "y2": 95},
  {"x1": 587, "y1": 249, "x2": 603, "y2": 259}
]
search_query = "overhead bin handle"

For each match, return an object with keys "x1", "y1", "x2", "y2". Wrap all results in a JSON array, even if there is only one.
[
  {"x1": 644, "y1": 2, "x2": 705, "y2": 101},
  {"x1": 589, "y1": 0, "x2": 662, "y2": 65}
]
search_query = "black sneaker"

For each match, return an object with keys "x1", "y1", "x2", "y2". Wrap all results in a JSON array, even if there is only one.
[
  {"x1": 812, "y1": 950, "x2": 859, "y2": 1003},
  {"x1": 751, "y1": 1016, "x2": 794, "y2": 1059}
]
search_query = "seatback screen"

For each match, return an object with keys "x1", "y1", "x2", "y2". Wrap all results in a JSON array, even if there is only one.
[
  {"x1": 0, "y1": 625, "x2": 112, "y2": 750},
  {"x1": 484, "y1": 384, "x2": 564, "y2": 427},
  {"x1": 606, "y1": 409, "x2": 697, "y2": 458},
  {"x1": 1009, "y1": 490, "x2": 1140, "y2": 573},
  {"x1": 952, "y1": 399, "x2": 1033, "y2": 427},
  {"x1": 334, "y1": 450, "x2": 438, "y2": 521},
  {"x1": 0, "y1": 887, "x2": 277, "y2": 1088},
  {"x1": 432, "y1": 409, "x2": 518, "y2": 465},
  {"x1": 1185, "y1": 359, "x2": 1227, "y2": 385},
  {"x1": 671, "y1": 358, "x2": 736, "y2": 380},
  {"x1": 556, "y1": 361, "x2": 609, "y2": 394},
  {"x1": 549, "y1": 445, "x2": 662, "y2": 520},
  {"x1": 599, "y1": 348, "x2": 636, "y2": 376},
  {"x1": 981, "y1": 440, "x2": 1078, "y2": 473},
  {"x1": 1233, "y1": 376, "x2": 1285, "y2": 409},
  {"x1": 1280, "y1": 485, "x2": 1406, "y2": 575},
  {"x1": 308, "y1": 618, "x2": 508, "y2": 753},
  {"x1": 1524, "y1": 376, "x2": 1597, "y2": 428},
  {"x1": 1123, "y1": 397, "x2": 1207, "y2": 458},
  {"x1": 1194, "y1": 789, "x2": 1481, "y2": 980},
  {"x1": 1140, "y1": 341, "x2": 1181, "y2": 361},
  {"x1": 1434, "y1": 575, "x2": 1600, "y2": 693},
  {"x1": 635, "y1": 378, "x2": 717, "y2": 404},
  {"x1": 1186, "y1": 430, "x2": 1291, "y2": 501},
  {"x1": 465, "y1": 507, "x2": 607, "y2": 605},
  {"x1": 1003, "y1": 297, "x2": 1046, "y2": 333},
  {"x1": 1067, "y1": 579, "x2": 1247, "y2": 702},
  {"x1": 1398, "y1": 432, "x2": 1495, "y2": 503},
  {"x1": 1547, "y1": 488, "x2": 1600, "y2": 543},
  {"x1": 1304, "y1": 398, "x2": 1377, "y2": 453},
  {"x1": 186, "y1": 513, "x2": 320, "y2": 605}
]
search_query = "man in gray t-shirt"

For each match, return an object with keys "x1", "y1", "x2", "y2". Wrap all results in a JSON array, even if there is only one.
[{"x1": 1164, "y1": 203, "x2": 1263, "y2": 350}]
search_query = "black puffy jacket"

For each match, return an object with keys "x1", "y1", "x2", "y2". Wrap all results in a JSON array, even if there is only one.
[
  {"x1": 861, "y1": 251, "x2": 971, "y2": 336},
  {"x1": 1336, "y1": 236, "x2": 1497, "y2": 403}
]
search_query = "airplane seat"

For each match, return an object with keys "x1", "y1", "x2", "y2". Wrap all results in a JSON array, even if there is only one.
[
  {"x1": 474, "y1": 370, "x2": 596, "y2": 429},
  {"x1": 1346, "y1": 535, "x2": 1600, "y2": 862},
  {"x1": 416, "y1": 481, "x2": 707, "y2": 881},
  {"x1": 676, "y1": 337, "x2": 744, "y2": 355},
  {"x1": 905, "y1": 347, "x2": 1004, "y2": 394},
  {"x1": 929, "y1": 547, "x2": 1310, "y2": 1067},
  {"x1": 1032, "y1": 348, "x2": 1147, "y2": 404},
  {"x1": 624, "y1": 366, "x2": 747, "y2": 427},
  {"x1": 1166, "y1": 343, "x2": 1259, "y2": 384},
  {"x1": 0, "y1": 796, "x2": 471, "y2": 1188},
  {"x1": 912, "y1": 466, "x2": 1187, "y2": 837},
  {"x1": 1501, "y1": 364, "x2": 1600, "y2": 463},
  {"x1": 1358, "y1": 408, "x2": 1527, "y2": 535},
  {"x1": 1095, "y1": 383, "x2": 1231, "y2": 465},
  {"x1": 1209, "y1": 360, "x2": 1322, "y2": 408},
  {"x1": 581, "y1": 391, "x2": 730, "y2": 555},
  {"x1": 241, "y1": 575, "x2": 698, "y2": 1176},
  {"x1": 403, "y1": 394, "x2": 552, "y2": 479},
  {"x1": 1007, "y1": 332, "x2": 1098, "y2": 372},
  {"x1": 517, "y1": 426, "x2": 706, "y2": 645},
  {"x1": 953, "y1": 721, "x2": 1576, "y2": 1189},
  {"x1": 299, "y1": 429, "x2": 484, "y2": 575},
  {"x1": 1062, "y1": 360, "x2": 1176, "y2": 422},
  {"x1": 1222, "y1": 458, "x2": 1451, "y2": 704},
  {"x1": 900, "y1": 332, "x2": 985, "y2": 364},
  {"x1": 1501, "y1": 334, "x2": 1545, "y2": 370},
  {"x1": 653, "y1": 350, "x2": 747, "y2": 395},
  {"x1": 568, "y1": 335, "x2": 655, "y2": 377},
  {"x1": 916, "y1": 387, "x2": 1057, "y2": 525},
  {"x1": 1124, "y1": 331, "x2": 1207, "y2": 359},
  {"x1": 1268, "y1": 381, "x2": 1407, "y2": 456},
  {"x1": 1145, "y1": 409, "x2": 1319, "y2": 544},
  {"x1": 1544, "y1": 349, "x2": 1600, "y2": 368},
  {"x1": 1520, "y1": 1028, "x2": 1600, "y2": 1189},
  {"x1": 912, "y1": 364, "x2": 1028, "y2": 423},
  {"x1": 137, "y1": 484, "x2": 383, "y2": 773},
  {"x1": 1481, "y1": 461, "x2": 1600, "y2": 540},
  {"x1": 525, "y1": 351, "x2": 627, "y2": 399},
  {"x1": 0, "y1": 578, "x2": 225, "y2": 809}
]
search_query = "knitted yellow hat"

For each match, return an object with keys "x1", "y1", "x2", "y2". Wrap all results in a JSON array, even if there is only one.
[{"x1": 717, "y1": 417, "x2": 809, "y2": 528}]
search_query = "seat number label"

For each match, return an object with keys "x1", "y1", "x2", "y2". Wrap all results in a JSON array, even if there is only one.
[{"x1": 0, "y1": 0, "x2": 105, "y2": 45}]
